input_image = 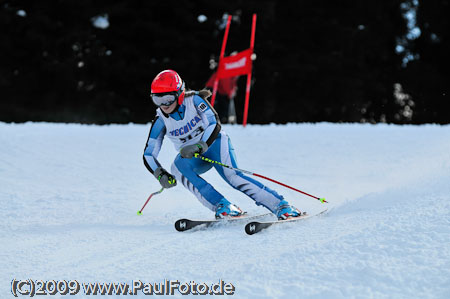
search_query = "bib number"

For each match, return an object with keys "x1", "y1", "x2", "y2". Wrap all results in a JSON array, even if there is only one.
[{"x1": 179, "y1": 126, "x2": 204, "y2": 143}]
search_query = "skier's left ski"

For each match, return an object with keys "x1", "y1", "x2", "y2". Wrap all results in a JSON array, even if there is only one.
[
  {"x1": 245, "y1": 209, "x2": 328, "y2": 235},
  {"x1": 174, "y1": 213, "x2": 271, "y2": 232}
]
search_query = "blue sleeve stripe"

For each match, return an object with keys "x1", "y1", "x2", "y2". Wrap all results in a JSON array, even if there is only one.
[
  {"x1": 143, "y1": 116, "x2": 165, "y2": 173},
  {"x1": 149, "y1": 117, "x2": 166, "y2": 139}
]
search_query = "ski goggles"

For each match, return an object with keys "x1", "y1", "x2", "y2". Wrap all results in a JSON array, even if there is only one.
[{"x1": 151, "y1": 93, "x2": 178, "y2": 107}]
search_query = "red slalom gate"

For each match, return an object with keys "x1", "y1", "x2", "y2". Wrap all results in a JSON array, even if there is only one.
[{"x1": 210, "y1": 14, "x2": 257, "y2": 127}]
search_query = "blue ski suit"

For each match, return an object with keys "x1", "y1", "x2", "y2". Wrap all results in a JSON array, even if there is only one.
[{"x1": 143, "y1": 91, "x2": 284, "y2": 213}]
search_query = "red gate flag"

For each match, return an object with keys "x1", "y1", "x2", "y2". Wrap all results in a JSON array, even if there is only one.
[
  {"x1": 206, "y1": 72, "x2": 238, "y2": 99},
  {"x1": 217, "y1": 48, "x2": 253, "y2": 79}
]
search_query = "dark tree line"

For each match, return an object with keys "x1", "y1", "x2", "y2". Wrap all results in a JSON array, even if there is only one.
[{"x1": 1, "y1": 0, "x2": 449, "y2": 124}]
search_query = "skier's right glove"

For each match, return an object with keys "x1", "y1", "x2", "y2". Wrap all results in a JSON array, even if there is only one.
[{"x1": 154, "y1": 167, "x2": 177, "y2": 189}]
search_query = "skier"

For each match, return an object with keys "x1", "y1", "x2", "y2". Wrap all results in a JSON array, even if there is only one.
[{"x1": 143, "y1": 70, "x2": 302, "y2": 220}]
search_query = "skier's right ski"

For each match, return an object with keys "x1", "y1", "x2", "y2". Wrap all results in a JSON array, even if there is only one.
[{"x1": 245, "y1": 209, "x2": 328, "y2": 235}]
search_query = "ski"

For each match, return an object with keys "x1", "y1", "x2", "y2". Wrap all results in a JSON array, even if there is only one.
[
  {"x1": 245, "y1": 209, "x2": 328, "y2": 235},
  {"x1": 174, "y1": 213, "x2": 272, "y2": 232}
]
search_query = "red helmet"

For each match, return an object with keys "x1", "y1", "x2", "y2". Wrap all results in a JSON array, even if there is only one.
[{"x1": 150, "y1": 70, "x2": 185, "y2": 105}]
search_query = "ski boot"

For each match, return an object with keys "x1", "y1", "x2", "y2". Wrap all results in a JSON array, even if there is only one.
[
  {"x1": 215, "y1": 199, "x2": 244, "y2": 219},
  {"x1": 276, "y1": 200, "x2": 303, "y2": 220}
]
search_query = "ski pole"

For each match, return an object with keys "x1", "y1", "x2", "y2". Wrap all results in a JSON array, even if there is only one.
[
  {"x1": 194, "y1": 153, "x2": 327, "y2": 203},
  {"x1": 137, "y1": 187, "x2": 164, "y2": 215}
]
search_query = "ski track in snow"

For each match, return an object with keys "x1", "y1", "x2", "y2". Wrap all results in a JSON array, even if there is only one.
[{"x1": 1, "y1": 122, "x2": 450, "y2": 298}]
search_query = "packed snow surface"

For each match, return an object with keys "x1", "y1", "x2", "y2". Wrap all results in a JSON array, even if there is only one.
[{"x1": 1, "y1": 122, "x2": 449, "y2": 298}]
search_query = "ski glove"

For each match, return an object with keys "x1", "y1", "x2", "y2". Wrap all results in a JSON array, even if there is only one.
[
  {"x1": 180, "y1": 141, "x2": 208, "y2": 159},
  {"x1": 154, "y1": 167, "x2": 177, "y2": 189}
]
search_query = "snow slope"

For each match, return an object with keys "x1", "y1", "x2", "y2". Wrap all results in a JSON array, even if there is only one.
[{"x1": 1, "y1": 122, "x2": 449, "y2": 298}]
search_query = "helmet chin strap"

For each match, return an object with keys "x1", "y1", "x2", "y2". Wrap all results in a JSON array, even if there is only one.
[
  {"x1": 160, "y1": 101, "x2": 181, "y2": 117},
  {"x1": 174, "y1": 101, "x2": 181, "y2": 112}
]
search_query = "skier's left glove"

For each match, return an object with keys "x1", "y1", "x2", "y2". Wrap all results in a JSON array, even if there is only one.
[{"x1": 180, "y1": 141, "x2": 208, "y2": 159}]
